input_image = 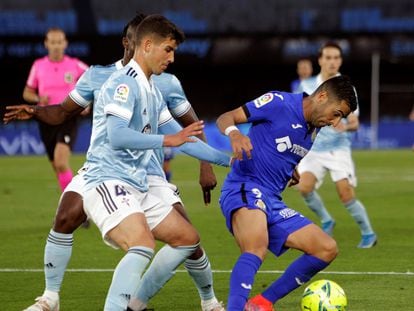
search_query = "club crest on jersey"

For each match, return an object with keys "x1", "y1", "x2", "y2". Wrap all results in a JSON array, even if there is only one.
[
  {"x1": 64, "y1": 72, "x2": 74, "y2": 84},
  {"x1": 114, "y1": 84, "x2": 129, "y2": 102},
  {"x1": 254, "y1": 93, "x2": 273, "y2": 108},
  {"x1": 142, "y1": 124, "x2": 152, "y2": 134},
  {"x1": 254, "y1": 199, "x2": 266, "y2": 210}
]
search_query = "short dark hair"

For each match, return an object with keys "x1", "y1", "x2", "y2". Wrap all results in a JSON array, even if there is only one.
[
  {"x1": 318, "y1": 41, "x2": 343, "y2": 58},
  {"x1": 315, "y1": 75, "x2": 358, "y2": 112},
  {"x1": 134, "y1": 14, "x2": 185, "y2": 45},
  {"x1": 122, "y1": 13, "x2": 147, "y2": 38}
]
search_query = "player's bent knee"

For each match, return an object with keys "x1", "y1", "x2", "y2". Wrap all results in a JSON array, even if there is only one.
[{"x1": 319, "y1": 237, "x2": 338, "y2": 262}]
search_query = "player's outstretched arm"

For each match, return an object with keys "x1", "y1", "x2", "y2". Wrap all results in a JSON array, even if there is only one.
[
  {"x1": 107, "y1": 115, "x2": 203, "y2": 150},
  {"x1": 176, "y1": 106, "x2": 218, "y2": 205},
  {"x1": 4, "y1": 97, "x2": 84, "y2": 125},
  {"x1": 216, "y1": 107, "x2": 252, "y2": 160},
  {"x1": 159, "y1": 118, "x2": 230, "y2": 167}
]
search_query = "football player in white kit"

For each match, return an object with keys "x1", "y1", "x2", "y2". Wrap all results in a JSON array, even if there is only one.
[{"x1": 296, "y1": 41, "x2": 377, "y2": 249}]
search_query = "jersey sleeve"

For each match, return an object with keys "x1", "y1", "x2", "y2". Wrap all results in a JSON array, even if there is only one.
[
  {"x1": 103, "y1": 75, "x2": 138, "y2": 121},
  {"x1": 76, "y1": 58, "x2": 89, "y2": 76},
  {"x1": 164, "y1": 75, "x2": 191, "y2": 117},
  {"x1": 69, "y1": 67, "x2": 95, "y2": 108},
  {"x1": 26, "y1": 60, "x2": 39, "y2": 89},
  {"x1": 243, "y1": 91, "x2": 284, "y2": 122}
]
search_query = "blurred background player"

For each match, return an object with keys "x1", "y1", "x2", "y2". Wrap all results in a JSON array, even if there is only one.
[
  {"x1": 290, "y1": 58, "x2": 313, "y2": 93},
  {"x1": 296, "y1": 41, "x2": 377, "y2": 248},
  {"x1": 23, "y1": 27, "x2": 88, "y2": 191}
]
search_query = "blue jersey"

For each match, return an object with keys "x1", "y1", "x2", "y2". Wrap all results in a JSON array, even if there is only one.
[
  {"x1": 297, "y1": 73, "x2": 356, "y2": 152},
  {"x1": 225, "y1": 91, "x2": 313, "y2": 195},
  {"x1": 84, "y1": 59, "x2": 164, "y2": 191}
]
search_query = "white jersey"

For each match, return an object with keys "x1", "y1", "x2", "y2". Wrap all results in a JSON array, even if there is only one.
[
  {"x1": 83, "y1": 59, "x2": 167, "y2": 192},
  {"x1": 297, "y1": 73, "x2": 357, "y2": 152}
]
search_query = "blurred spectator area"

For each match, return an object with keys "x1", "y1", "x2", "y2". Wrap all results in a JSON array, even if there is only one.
[{"x1": 1, "y1": 0, "x2": 414, "y2": 122}]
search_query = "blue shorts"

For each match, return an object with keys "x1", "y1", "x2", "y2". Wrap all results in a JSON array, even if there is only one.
[{"x1": 220, "y1": 179, "x2": 312, "y2": 257}]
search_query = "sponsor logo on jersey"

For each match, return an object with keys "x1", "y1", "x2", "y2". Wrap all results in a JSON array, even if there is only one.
[
  {"x1": 114, "y1": 84, "x2": 129, "y2": 102},
  {"x1": 275, "y1": 136, "x2": 292, "y2": 152},
  {"x1": 291, "y1": 144, "x2": 309, "y2": 157},
  {"x1": 275, "y1": 136, "x2": 309, "y2": 157},
  {"x1": 291, "y1": 123, "x2": 303, "y2": 129},
  {"x1": 254, "y1": 92, "x2": 273, "y2": 108}
]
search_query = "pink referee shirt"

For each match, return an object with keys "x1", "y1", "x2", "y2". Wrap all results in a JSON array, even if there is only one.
[{"x1": 26, "y1": 55, "x2": 88, "y2": 105}]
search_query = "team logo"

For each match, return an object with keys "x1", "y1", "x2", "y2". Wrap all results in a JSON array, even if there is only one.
[
  {"x1": 275, "y1": 136, "x2": 292, "y2": 152},
  {"x1": 142, "y1": 124, "x2": 152, "y2": 134},
  {"x1": 64, "y1": 72, "x2": 74, "y2": 84},
  {"x1": 254, "y1": 199, "x2": 266, "y2": 210},
  {"x1": 254, "y1": 93, "x2": 273, "y2": 108},
  {"x1": 113, "y1": 84, "x2": 129, "y2": 102}
]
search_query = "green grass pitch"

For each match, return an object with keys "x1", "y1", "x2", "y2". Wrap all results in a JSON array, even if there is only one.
[{"x1": 0, "y1": 150, "x2": 413, "y2": 310}]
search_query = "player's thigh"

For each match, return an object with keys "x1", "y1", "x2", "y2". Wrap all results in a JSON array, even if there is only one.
[
  {"x1": 232, "y1": 207, "x2": 269, "y2": 258},
  {"x1": 152, "y1": 207, "x2": 199, "y2": 247},
  {"x1": 285, "y1": 223, "x2": 338, "y2": 261},
  {"x1": 54, "y1": 191, "x2": 86, "y2": 233},
  {"x1": 107, "y1": 212, "x2": 155, "y2": 251}
]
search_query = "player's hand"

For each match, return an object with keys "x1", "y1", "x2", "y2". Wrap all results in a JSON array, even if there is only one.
[
  {"x1": 199, "y1": 161, "x2": 217, "y2": 205},
  {"x1": 163, "y1": 120, "x2": 204, "y2": 147},
  {"x1": 80, "y1": 106, "x2": 91, "y2": 117},
  {"x1": 3, "y1": 104, "x2": 36, "y2": 124},
  {"x1": 228, "y1": 131, "x2": 253, "y2": 160},
  {"x1": 288, "y1": 167, "x2": 300, "y2": 187}
]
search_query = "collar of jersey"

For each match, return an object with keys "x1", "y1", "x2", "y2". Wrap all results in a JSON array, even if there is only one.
[{"x1": 126, "y1": 59, "x2": 154, "y2": 93}]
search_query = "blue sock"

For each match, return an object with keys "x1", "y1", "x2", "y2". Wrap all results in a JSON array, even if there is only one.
[
  {"x1": 184, "y1": 251, "x2": 215, "y2": 301},
  {"x1": 262, "y1": 254, "x2": 329, "y2": 303},
  {"x1": 227, "y1": 252, "x2": 262, "y2": 311},
  {"x1": 105, "y1": 246, "x2": 153, "y2": 311},
  {"x1": 303, "y1": 191, "x2": 333, "y2": 223},
  {"x1": 44, "y1": 230, "x2": 73, "y2": 293},
  {"x1": 344, "y1": 199, "x2": 374, "y2": 235},
  {"x1": 133, "y1": 244, "x2": 198, "y2": 304}
]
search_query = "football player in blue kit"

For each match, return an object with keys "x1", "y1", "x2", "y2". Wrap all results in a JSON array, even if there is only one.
[{"x1": 216, "y1": 75, "x2": 358, "y2": 311}]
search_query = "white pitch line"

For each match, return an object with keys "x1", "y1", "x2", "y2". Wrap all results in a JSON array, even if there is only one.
[{"x1": 0, "y1": 268, "x2": 412, "y2": 276}]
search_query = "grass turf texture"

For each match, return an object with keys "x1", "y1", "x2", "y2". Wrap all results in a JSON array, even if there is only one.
[{"x1": 0, "y1": 150, "x2": 413, "y2": 310}]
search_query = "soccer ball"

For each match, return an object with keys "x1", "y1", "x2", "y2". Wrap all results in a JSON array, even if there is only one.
[{"x1": 301, "y1": 279, "x2": 347, "y2": 311}]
